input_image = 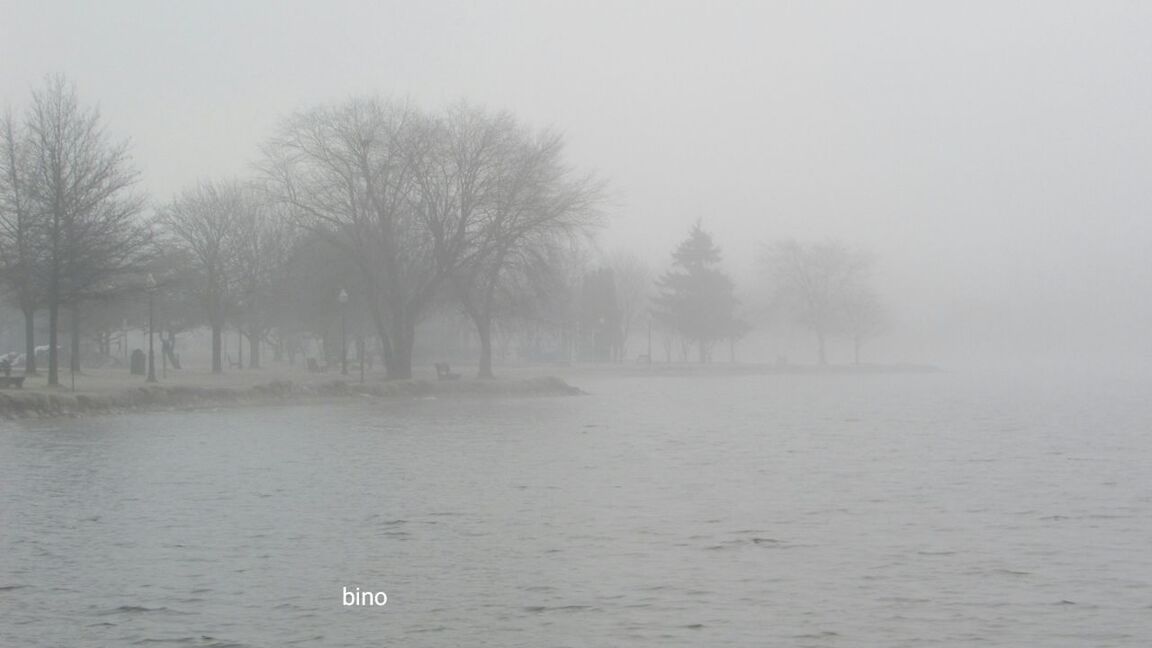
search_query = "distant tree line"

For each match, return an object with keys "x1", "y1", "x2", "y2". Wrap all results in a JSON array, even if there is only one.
[
  {"x1": 636, "y1": 224, "x2": 886, "y2": 365},
  {"x1": 159, "y1": 98, "x2": 605, "y2": 379},
  {"x1": 568, "y1": 222, "x2": 887, "y2": 367},
  {"x1": 759, "y1": 239, "x2": 885, "y2": 365},
  {"x1": 1, "y1": 76, "x2": 890, "y2": 380},
  {"x1": 0, "y1": 77, "x2": 605, "y2": 381}
]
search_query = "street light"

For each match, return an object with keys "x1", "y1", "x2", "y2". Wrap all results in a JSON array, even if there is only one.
[
  {"x1": 338, "y1": 288, "x2": 349, "y2": 375},
  {"x1": 146, "y1": 273, "x2": 157, "y2": 383}
]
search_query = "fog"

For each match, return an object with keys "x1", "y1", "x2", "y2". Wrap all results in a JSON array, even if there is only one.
[
  {"x1": 6, "y1": 4, "x2": 1152, "y2": 645},
  {"x1": 4, "y1": 1, "x2": 1151, "y2": 370}
]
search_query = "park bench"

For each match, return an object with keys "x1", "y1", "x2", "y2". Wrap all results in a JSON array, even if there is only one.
[
  {"x1": 0, "y1": 375, "x2": 26, "y2": 389},
  {"x1": 434, "y1": 362, "x2": 461, "y2": 381}
]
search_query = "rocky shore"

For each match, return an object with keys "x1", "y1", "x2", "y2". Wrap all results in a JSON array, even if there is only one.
[{"x1": 0, "y1": 376, "x2": 584, "y2": 419}]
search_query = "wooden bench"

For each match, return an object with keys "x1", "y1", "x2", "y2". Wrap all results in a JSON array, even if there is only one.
[
  {"x1": 0, "y1": 376, "x2": 26, "y2": 389},
  {"x1": 434, "y1": 362, "x2": 461, "y2": 381}
]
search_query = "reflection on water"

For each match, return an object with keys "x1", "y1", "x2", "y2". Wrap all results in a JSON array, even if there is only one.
[{"x1": 2, "y1": 372, "x2": 1151, "y2": 646}]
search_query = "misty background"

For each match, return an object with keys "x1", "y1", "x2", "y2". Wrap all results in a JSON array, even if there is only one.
[{"x1": 3, "y1": 0, "x2": 1151, "y2": 370}]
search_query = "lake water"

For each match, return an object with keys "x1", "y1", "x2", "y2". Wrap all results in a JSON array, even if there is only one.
[{"x1": 2, "y1": 371, "x2": 1151, "y2": 646}]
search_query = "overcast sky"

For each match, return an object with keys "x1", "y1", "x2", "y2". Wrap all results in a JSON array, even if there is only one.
[{"x1": 4, "y1": 1, "x2": 1152, "y2": 366}]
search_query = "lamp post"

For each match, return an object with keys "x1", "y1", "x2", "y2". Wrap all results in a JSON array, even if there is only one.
[
  {"x1": 146, "y1": 273, "x2": 157, "y2": 383},
  {"x1": 647, "y1": 311, "x2": 653, "y2": 365},
  {"x1": 338, "y1": 288, "x2": 349, "y2": 375}
]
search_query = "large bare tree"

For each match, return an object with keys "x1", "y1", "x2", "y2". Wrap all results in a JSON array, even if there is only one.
[
  {"x1": 24, "y1": 76, "x2": 144, "y2": 385},
  {"x1": 0, "y1": 109, "x2": 44, "y2": 374},
  {"x1": 452, "y1": 123, "x2": 602, "y2": 377},
  {"x1": 262, "y1": 98, "x2": 443, "y2": 379},
  {"x1": 263, "y1": 98, "x2": 601, "y2": 379}
]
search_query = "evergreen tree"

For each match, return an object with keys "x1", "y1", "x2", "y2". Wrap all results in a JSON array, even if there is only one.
[{"x1": 652, "y1": 222, "x2": 743, "y2": 363}]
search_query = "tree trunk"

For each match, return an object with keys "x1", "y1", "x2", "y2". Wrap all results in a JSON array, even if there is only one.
[
  {"x1": 379, "y1": 334, "x2": 393, "y2": 371},
  {"x1": 164, "y1": 332, "x2": 181, "y2": 369},
  {"x1": 367, "y1": 304, "x2": 393, "y2": 373},
  {"x1": 211, "y1": 322, "x2": 223, "y2": 373},
  {"x1": 853, "y1": 335, "x2": 861, "y2": 365},
  {"x1": 386, "y1": 315, "x2": 415, "y2": 380},
  {"x1": 816, "y1": 331, "x2": 827, "y2": 365},
  {"x1": 236, "y1": 329, "x2": 243, "y2": 369},
  {"x1": 461, "y1": 298, "x2": 494, "y2": 379},
  {"x1": 70, "y1": 304, "x2": 80, "y2": 373},
  {"x1": 389, "y1": 334, "x2": 413, "y2": 380},
  {"x1": 22, "y1": 306, "x2": 37, "y2": 375},
  {"x1": 474, "y1": 312, "x2": 494, "y2": 379}
]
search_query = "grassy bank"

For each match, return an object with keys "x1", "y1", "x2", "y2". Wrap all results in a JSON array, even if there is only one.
[{"x1": 0, "y1": 375, "x2": 583, "y2": 419}]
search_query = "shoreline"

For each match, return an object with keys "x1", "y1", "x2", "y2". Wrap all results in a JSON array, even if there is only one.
[
  {"x1": 0, "y1": 362, "x2": 941, "y2": 420},
  {"x1": 0, "y1": 375, "x2": 585, "y2": 419},
  {"x1": 558, "y1": 361, "x2": 943, "y2": 377}
]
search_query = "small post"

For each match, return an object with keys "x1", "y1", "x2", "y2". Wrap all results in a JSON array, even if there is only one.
[{"x1": 146, "y1": 273, "x2": 157, "y2": 383}]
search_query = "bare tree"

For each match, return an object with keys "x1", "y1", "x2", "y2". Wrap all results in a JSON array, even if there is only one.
[
  {"x1": 263, "y1": 98, "x2": 601, "y2": 379},
  {"x1": 262, "y1": 98, "x2": 437, "y2": 380},
  {"x1": 24, "y1": 76, "x2": 144, "y2": 385},
  {"x1": 228, "y1": 191, "x2": 296, "y2": 369},
  {"x1": 60, "y1": 184, "x2": 149, "y2": 374},
  {"x1": 452, "y1": 122, "x2": 602, "y2": 377},
  {"x1": 414, "y1": 103, "x2": 515, "y2": 378},
  {"x1": 145, "y1": 244, "x2": 203, "y2": 370},
  {"x1": 760, "y1": 239, "x2": 871, "y2": 365},
  {"x1": 606, "y1": 249, "x2": 651, "y2": 362},
  {"x1": 0, "y1": 109, "x2": 44, "y2": 374},
  {"x1": 160, "y1": 180, "x2": 244, "y2": 373},
  {"x1": 842, "y1": 284, "x2": 886, "y2": 365},
  {"x1": 490, "y1": 238, "x2": 586, "y2": 364}
]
